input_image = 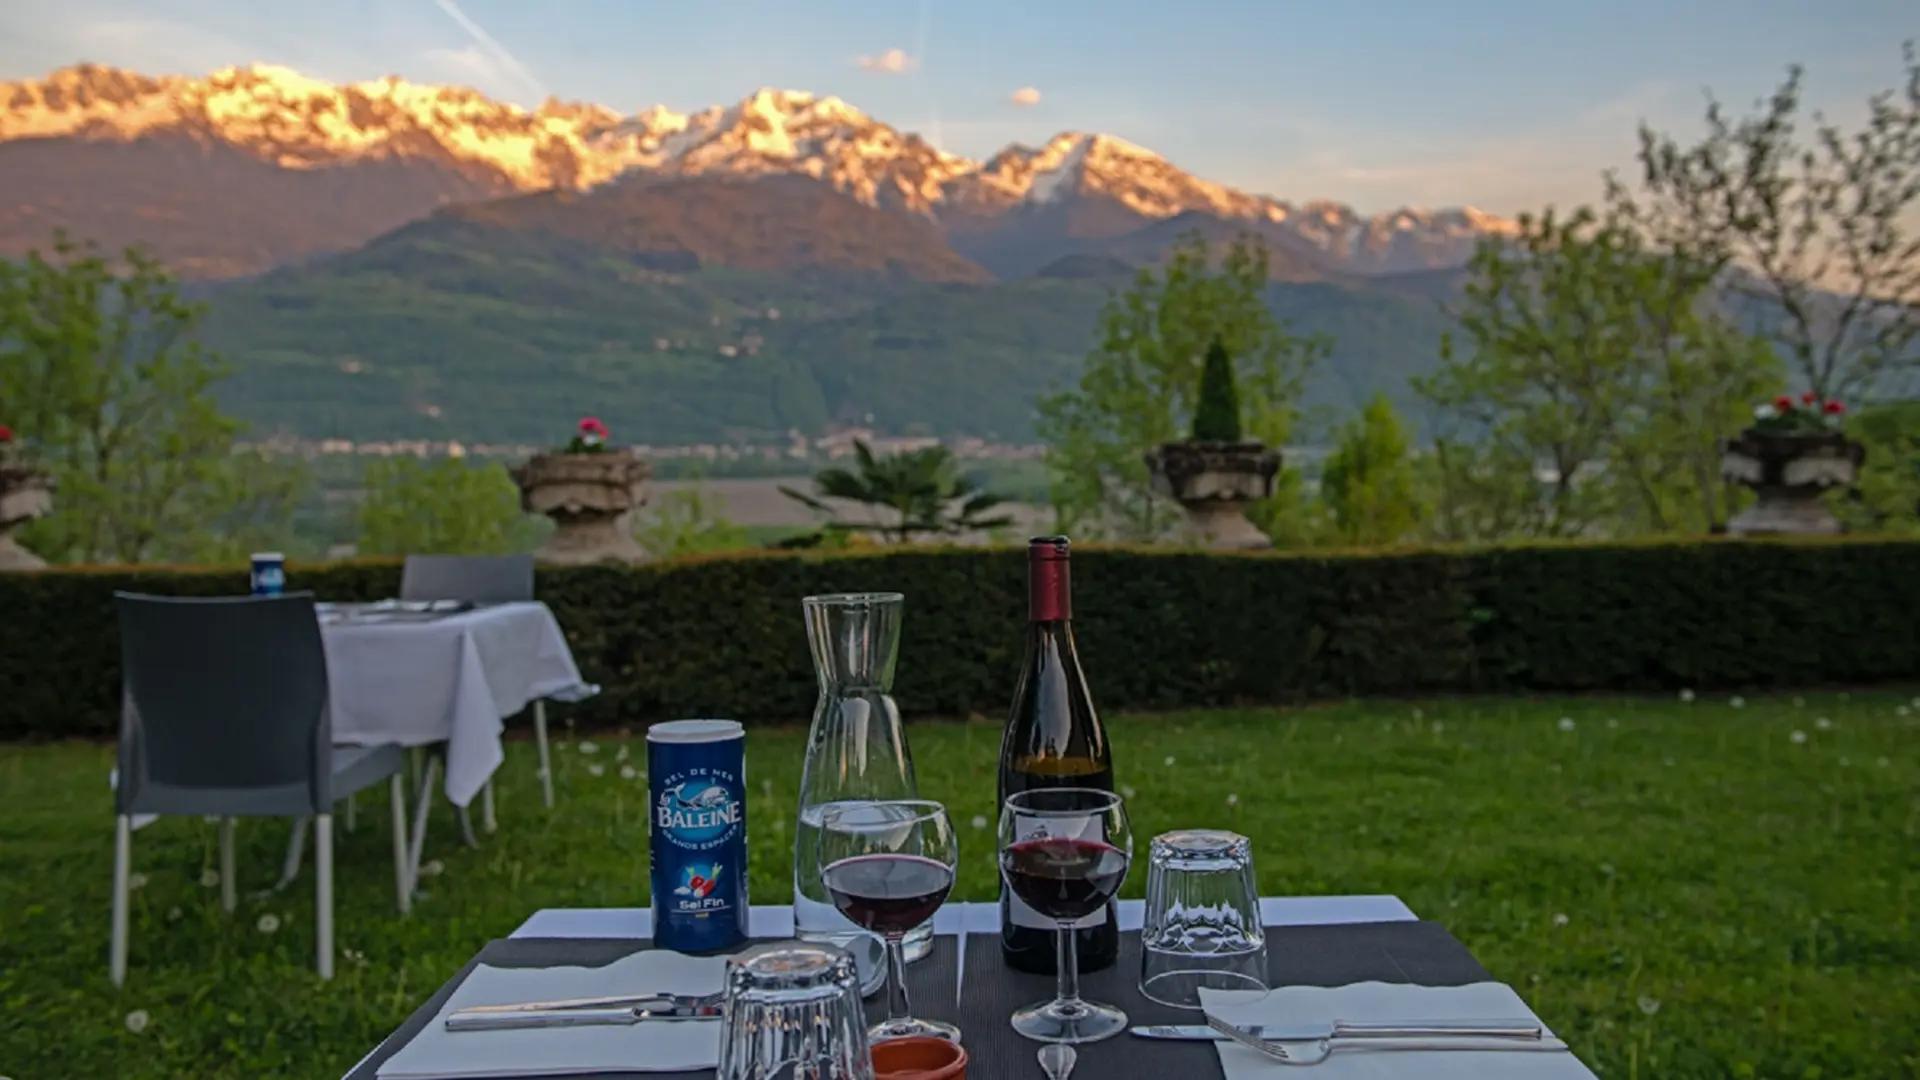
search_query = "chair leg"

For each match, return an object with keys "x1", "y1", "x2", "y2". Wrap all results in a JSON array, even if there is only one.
[
  {"x1": 389, "y1": 774, "x2": 412, "y2": 915},
  {"x1": 535, "y1": 700, "x2": 554, "y2": 809},
  {"x1": 276, "y1": 817, "x2": 309, "y2": 891},
  {"x1": 110, "y1": 814, "x2": 133, "y2": 986},
  {"x1": 315, "y1": 814, "x2": 334, "y2": 980},
  {"x1": 345, "y1": 792, "x2": 357, "y2": 833},
  {"x1": 456, "y1": 804, "x2": 479, "y2": 849},
  {"x1": 407, "y1": 757, "x2": 440, "y2": 893},
  {"x1": 481, "y1": 779, "x2": 497, "y2": 834},
  {"x1": 219, "y1": 817, "x2": 237, "y2": 913}
]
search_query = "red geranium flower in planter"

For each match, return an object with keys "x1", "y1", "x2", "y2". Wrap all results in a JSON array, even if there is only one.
[
  {"x1": 1800, "y1": 390, "x2": 1818, "y2": 405},
  {"x1": 1773, "y1": 394, "x2": 1795, "y2": 412},
  {"x1": 1824, "y1": 400, "x2": 1846, "y2": 415},
  {"x1": 566, "y1": 416, "x2": 611, "y2": 453},
  {"x1": 0, "y1": 424, "x2": 12, "y2": 442}
]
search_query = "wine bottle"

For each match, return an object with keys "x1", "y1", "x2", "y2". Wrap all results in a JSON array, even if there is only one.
[{"x1": 997, "y1": 535, "x2": 1118, "y2": 975}]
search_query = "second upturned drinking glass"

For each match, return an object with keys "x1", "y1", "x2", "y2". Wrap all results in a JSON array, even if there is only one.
[
  {"x1": 818, "y1": 800, "x2": 961, "y2": 1042},
  {"x1": 998, "y1": 787, "x2": 1134, "y2": 1044}
]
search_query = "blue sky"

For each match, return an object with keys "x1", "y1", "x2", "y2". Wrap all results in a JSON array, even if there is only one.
[{"x1": 0, "y1": 0, "x2": 1911, "y2": 214}]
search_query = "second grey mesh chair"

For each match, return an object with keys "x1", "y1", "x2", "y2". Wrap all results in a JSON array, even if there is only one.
[
  {"x1": 399, "y1": 553, "x2": 564, "y2": 815},
  {"x1": 111, "y1": 591, "x2": 409, "y2": 985}
]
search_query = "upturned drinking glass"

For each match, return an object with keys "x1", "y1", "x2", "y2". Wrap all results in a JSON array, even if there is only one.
[
  {"x1": 794, "y1": 593, "x2": 930, "y2": 979},
  {"x1": 1138, "y1": 829, "x2": 1268, "y2": 1008},
  {"x1": 717, "y1": 941, "x2": 876, "y2": 1080}
]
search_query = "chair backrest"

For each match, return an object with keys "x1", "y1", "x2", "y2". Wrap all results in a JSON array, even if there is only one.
[
  {"x1": 114, "y1": 592, "x2": 331, "y2": 815},
  {"x1": 400, "y1": 554, "x2": 535, "y2": 604}
]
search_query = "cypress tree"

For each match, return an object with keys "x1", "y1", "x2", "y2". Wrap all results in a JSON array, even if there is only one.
[{"x1": 1190, "y1": 335, "x2": 1243, "y2": 442}]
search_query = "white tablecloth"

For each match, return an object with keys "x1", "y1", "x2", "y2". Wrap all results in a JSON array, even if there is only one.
[{"x1": 323, "y1": 602, "x2": 590, "y2": 806}]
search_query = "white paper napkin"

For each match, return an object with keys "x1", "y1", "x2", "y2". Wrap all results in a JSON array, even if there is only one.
[
  {"x1": 376, "y1": 951, "x2": 727, "y2": 1079},
  {"x1": 1199, "y1": 981, "x2": 1597, "y2": 1080}
]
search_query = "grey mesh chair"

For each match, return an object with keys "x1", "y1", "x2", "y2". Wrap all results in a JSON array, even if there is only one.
[
  {"x1": 400, "y1": 554, "x2": 535, "y2": 606},
  {"x1": 399, "y1": 553, "x2": 564, "y2": 816},
  {"x1": 111, "y1": 591, "x2": 409, "y2": 985}
]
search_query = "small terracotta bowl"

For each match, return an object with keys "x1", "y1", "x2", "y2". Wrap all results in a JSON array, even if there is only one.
[{"x1": 870, "y1": 1035, "x2": 968, "y2": 1080}]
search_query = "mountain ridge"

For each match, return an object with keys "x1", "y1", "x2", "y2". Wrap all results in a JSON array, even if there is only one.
[{"x1": 1, "y1": 62, "x2": 1517, "y2": 279}]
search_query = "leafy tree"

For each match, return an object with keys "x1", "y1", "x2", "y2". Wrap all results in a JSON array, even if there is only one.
[
  {"x1": 1415, "y1": 208, "x2": 1779, "y2": 539},
  {"x1": 1839, "y1": 400, "x2": 1920, "y2": 533},
  {"x1": 634, "y1": 476, "x2": 752, "y2": 558},
  {"x1": 0, "y1": 232, "x2": 305, "y2": 564},
  {"x1": 1037, "y1": 232, "x2": 1327, "y2": 540},
  {"x1": 1319, "y1": 393, "x2": 1427, "y2": 545},
  {"x1": 355, "y1": 455, "x2": 531, "y2": 556},
  {"x1": 1190, "y1": 336, "x2": 1243, "y2": 441},
  {"x1": 778, "y1": 440, "x2": 1013, "y2": 543},
  {"x1": 1608, "y1": 44, "x2": 1920, "y2": 403}
]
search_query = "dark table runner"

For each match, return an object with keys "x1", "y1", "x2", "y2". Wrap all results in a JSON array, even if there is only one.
[{"x1": 346, "y1": 921, "x2": 1489, "y2": 1080}]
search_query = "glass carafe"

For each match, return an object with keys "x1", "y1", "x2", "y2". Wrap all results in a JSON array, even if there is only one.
[{"x1": 793, "y1": 592, "x2": 934, "y2": 968}]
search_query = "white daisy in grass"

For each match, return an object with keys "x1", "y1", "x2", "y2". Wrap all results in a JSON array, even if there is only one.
[
  {"x1": 1120, "y1": 785, "x2": 1137, "y2": 800},
  {"x1": 970, "y1": 815, "x2": 988, "y2": 830},
  {"x1": 1678, "y1": 688, "x2": 1695, "y2": 703},
  {"x1": 1790, "y1": 730, "x2": 1808, "y2": 745},
  {"x1": 579, "y1": 741, "x2": 599, "y2": 755},
  {"x1": 125, "y1": 1009, "x2": 151, "y2": 1033},
  {"x1": 615, "y1": 745, "x2": 629, "y2": 763},
  {"x1": 1638, "y1": 995, "x2": 1660, "y2": 1016},
  {"x1": 1815, "y1": 717, "x2": 1832, "y2": 730},
  {"x1": 586, "y1": 763, "x2": 605, "y2": 778},
  {"x1": 1431, "y1": 721, "x2": 1445, "y2": 734},
  {"x1": 1729, "y1": 696, "x2": 1746, "y2": 709},
  {"x1": 1225, "y1": 793, "x2": 1239, "y2": 807},
  {"x1": 619, "y1": 765, "x2": 638, "y2": 781},
  {"x1": 167, "y1": 907, "x2": 182, "y2": 922},
  {"x1": 1552, "y1": 913, "x2": 1569, "y2": 927},
  {"x1": 1163, "y1": 756, "x2": 1176, "y2": 768},
  {"x1": 128, "y1": 873, "x2": 148, "y2": 891},
  {"x1": 1606, "y1": 718, "x2": 1618, "y2": 729},
  {"x1": 200, "y1": 869, "x2": 220, "y2": 889},
  {"x1": 421, "y1": 859, "x2": 445, "y2": 878},
  {"x1": 1557, "y1": 717, "x2": 1576, "y2": 732},
  {"x1": 256, "y1": 913, "x2": 281, "y2": 934}
]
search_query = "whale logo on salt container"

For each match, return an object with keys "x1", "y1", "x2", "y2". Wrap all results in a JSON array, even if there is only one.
[{"x1": 656, "y1": 780, "x2": 742, "y2": 846}]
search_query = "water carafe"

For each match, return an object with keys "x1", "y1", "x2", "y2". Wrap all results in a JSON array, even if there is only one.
[{"x1": 793, "y1": 592, "x2": 934, "y2": 969}]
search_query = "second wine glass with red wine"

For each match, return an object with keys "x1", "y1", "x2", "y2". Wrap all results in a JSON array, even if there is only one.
[
  {"x1": 818, "y1": 800, "x2": 961, "y2": 1042},
  {"x1": 998, "y1": 787, "x2": 1134, "y2": 1044}
]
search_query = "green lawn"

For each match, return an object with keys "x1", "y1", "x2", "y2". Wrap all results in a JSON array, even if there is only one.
[{"x1": 2, "y1": 695, "x2": 1917, "y2": 1080}]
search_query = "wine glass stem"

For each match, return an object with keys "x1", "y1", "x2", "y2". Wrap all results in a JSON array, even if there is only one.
[
  {"x1": 884, "y1": 934, "x2": 913, "y2": 1027},
  {"x1": 1055, "y1": 924, "x2": 1083, "y2": 1008}
]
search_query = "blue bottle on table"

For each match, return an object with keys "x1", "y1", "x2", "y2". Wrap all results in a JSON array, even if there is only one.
[
  {"x1": 647, "y1": 719, "x2": 749, "y2": 953},
  {"x1": 250, "y1": 552, "x2": 285, "y2": 596}
]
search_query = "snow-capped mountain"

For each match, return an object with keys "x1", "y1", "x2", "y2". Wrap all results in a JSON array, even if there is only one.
[{"x1": 0, "y1": 63, "x2": 1514, "y2": 278}]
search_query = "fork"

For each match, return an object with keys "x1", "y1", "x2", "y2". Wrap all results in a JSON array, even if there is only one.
[{"x1": 1204, "y1": 1014, "x2": 1570, "y2": 1067}]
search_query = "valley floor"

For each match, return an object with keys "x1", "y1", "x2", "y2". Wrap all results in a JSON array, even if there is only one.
[{"x1": 2, "y1": 695, "x2": 1915, "y2": 1079}]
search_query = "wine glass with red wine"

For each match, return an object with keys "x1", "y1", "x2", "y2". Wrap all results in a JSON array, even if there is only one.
[
  {"x1": 817, "y1": 800, "x2": 961, "y2": 1042},
  {"x1": 998, "y1": 787, "x2": 1134, "y2": 1044}
]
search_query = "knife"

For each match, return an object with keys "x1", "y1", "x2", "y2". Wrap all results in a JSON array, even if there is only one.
[
  {"x1": 1131, "y1": 1018, "x2": 1545, "y2": 1042},
  {"x1": 445, "y1": 996, "x2": 722, "y2": 1033}
]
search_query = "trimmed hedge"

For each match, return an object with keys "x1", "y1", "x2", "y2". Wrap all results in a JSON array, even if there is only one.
[{"x1": 4, "y1": 539, "x2": 1920, "y2": 740}]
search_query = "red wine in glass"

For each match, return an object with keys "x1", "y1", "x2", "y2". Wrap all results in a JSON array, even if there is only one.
[
  {"x1": 1001, "y1": 838, "x2": 1129, "y2": 922},
  {"x1": 822, "y1": 854, "x2": 955, "y2": 936}
]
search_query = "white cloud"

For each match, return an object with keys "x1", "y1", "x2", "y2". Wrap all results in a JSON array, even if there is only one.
[
  {"x1": 1009, "y1": 86, "x2": 1042, "y2": 108},
  {"x1": 856, "y1": 48, "x2": 916, "y2": 74}
]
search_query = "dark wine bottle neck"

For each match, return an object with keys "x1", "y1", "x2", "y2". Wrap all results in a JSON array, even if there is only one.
[{"x1": 1028, "y1": 557, "x2": 1071, "y2": 623}]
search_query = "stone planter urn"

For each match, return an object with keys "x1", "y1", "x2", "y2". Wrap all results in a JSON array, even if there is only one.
[
  {"x1": 1144, "y1": 440, "x2": 1282, "y2": 549},
  {"x1": 0, "y1": 462, "x2": 54, "y2": 571},
  {"x1": 1720, "y1": 428, "x2": 1865, "y2": 536},
  {"x1": 510, "y1": 449, "x2": 652, "y2": 564}
]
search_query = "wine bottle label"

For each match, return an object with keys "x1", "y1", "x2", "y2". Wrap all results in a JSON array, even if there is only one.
[{"x1": 1005, "y1": 810, "x2": 1111, "y2": 931}]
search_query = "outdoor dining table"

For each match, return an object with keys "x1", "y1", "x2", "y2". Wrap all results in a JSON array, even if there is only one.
[
  {"x1": 314, "y1": 601, "x2": 593, "y2": 884},
  {"x1": 341, "y1": 895, "x2": 1600, "y2": 1080}
]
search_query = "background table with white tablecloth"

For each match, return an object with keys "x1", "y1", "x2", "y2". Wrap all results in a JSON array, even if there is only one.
[{"x1": 322, "y1": 602, "x2": 592, "y2": 806}]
